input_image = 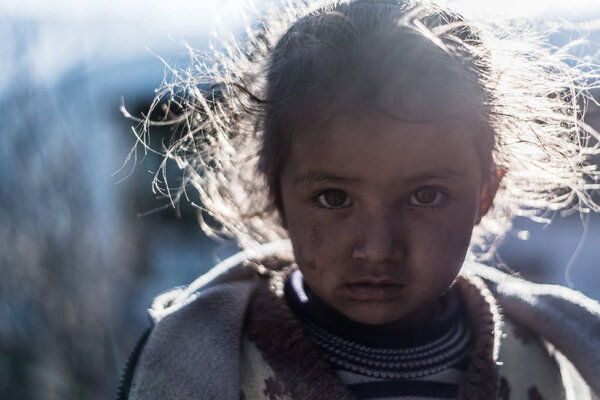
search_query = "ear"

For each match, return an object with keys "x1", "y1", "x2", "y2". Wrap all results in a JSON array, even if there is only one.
[{"x1": 475, "y1": 168, "x2": 504, "y2": 224}]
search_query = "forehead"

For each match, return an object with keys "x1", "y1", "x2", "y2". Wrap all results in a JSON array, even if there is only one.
[
  {"x1": 276, "y1": 22, "x2": 489, "y2": 134},
  {"x1": 287, "y1": 112, "x2": 485, "y2": 186}
]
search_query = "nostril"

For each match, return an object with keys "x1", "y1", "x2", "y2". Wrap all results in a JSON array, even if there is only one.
[
  {"x1": 353, "y1": 215, "x2": 403, "y2": 262},
  {"x1": 390, "y1": 244, "x2": 406, "y2": 262},
  {"x1": 352, "y1": 241, "x2": 404, "y2": 262},
  {"x1": 352, "y1": 244, "x2": 367, "y2": 260}
]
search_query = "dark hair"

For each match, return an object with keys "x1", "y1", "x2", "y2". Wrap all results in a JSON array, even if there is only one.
[
  {"x1": 134, "y1": 0, "x2": 600, "y2": 256},
  {"x1": 257, "y1": 0, "x2": 494, "y2": 214}
]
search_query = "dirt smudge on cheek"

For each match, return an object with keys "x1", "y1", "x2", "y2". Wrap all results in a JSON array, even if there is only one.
[
  {"x1": 295, "y1": 242, "x2": 316, "y2": 271},
  {"x1": 302, "y1": 225, "x2": 325, "y2": 271},
  {"x1": 292, "y1": 221, "x2": 332, "y2": 272},
  {"x1": 440, "y1": 220, "x2": 474, "y2": 266},
  {"x1": 311, "y1": 225, "x2": 320, "y2": 246},
  {"x1": 294, "y1": 243, "x2": 314, "y2": 270}
]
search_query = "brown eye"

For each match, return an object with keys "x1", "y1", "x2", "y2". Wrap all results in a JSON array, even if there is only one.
[
  {"x1": 316, "y1": 189, "x2": 352, "y2": 209},
  {"x1": 410, "y1": 187, "x2": 446, "y2": 207}
]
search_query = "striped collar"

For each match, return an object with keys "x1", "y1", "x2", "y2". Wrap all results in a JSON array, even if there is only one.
[{"x1": 284, "y1": 270, "x2": 473, "y2": 380}]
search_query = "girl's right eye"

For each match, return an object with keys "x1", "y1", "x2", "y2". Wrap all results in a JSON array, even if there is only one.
[{"x1": 315, "y1": 189, "x2": 352, "y2": 209}]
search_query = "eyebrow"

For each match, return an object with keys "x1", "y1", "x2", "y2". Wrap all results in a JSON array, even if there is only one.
[
  {"x1": 294, "y1": 171, "x2": 360, "y2": 188},
  {"x1": 402, "y1": 169, "x2": 468, "y2": 185},
  {"x1": 294, "y1": 168, "x2": 467, "y2": 188}
]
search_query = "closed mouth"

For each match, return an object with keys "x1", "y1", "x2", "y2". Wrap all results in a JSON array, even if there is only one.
[{"x1": 345, "y1": 281, "x2": 405, "y2": 301}]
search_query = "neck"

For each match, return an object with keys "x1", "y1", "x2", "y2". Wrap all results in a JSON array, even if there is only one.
[{"x1": 285, "y1": 270, "x2": 458, "y2": 347}]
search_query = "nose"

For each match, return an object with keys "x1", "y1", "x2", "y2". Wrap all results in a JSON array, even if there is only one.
[{"x1": 352, "y1": 212, "x2": 405, "y2": 263}]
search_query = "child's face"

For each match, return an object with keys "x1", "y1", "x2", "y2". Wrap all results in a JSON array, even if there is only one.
[{"x1": 280, "y1": 112, "x2": 497, "y2": 326}]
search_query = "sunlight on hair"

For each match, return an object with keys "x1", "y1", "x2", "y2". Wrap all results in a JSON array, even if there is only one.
[
  {"x1": 130, "y1": 0, "x2": 600, "y2": 257},
  {"x1": 449, "y1": 0, "x2": 599, "y2": 17}
]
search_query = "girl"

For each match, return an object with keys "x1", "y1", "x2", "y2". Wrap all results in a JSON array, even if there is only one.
[{"x1": 119, "y1": 1, "x2": 600, "y2": 399}]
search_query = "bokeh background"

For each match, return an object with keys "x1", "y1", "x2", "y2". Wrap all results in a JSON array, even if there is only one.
[{"x1": 1, "y1": 1, "x2": 600, "y2": 399}]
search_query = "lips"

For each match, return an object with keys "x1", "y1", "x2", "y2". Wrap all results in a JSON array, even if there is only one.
[{"x1": 345, "y1": 280, "x2": 405, "y2": 301}]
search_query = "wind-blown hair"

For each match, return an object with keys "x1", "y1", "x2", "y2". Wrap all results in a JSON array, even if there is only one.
[{"x1": 130, "y1": 0, "x2": 600, "y2": 258}]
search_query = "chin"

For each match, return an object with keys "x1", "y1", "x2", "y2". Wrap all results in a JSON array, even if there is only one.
[
  {"x1": 358, "y1": 317, "x2": 396, "y2": 325},
  {"x1": 345, "y1": 308, "x2": 399, "y2": 326}
]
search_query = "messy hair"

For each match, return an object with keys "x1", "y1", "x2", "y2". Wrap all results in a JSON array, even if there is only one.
[{"x1": 130, "y1": 0, "x2": 600, "y2": 258}]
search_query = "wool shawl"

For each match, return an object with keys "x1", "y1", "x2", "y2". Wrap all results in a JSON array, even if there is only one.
[{"x1": 126, "y1": 240, "x2": 600, "y2": 400}]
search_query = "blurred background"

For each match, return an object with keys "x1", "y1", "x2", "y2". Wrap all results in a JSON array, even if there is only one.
[{"x1": 1, "y1": 0, "x2": 599, "y2": 399}]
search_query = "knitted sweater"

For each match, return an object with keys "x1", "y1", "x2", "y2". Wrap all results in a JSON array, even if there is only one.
[
  {"x1": 283, "y1": 269, "x2": 474, "y2": 400},
  {"x1": 124, "y1": 241, "x2": 600, "y2": 400}
]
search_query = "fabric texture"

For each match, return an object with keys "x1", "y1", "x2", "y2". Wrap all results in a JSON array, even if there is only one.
[
  {"x1": 128, "y1": 241, "x2": 600, "y2": 400},
  {"x1": 283, "y1": 269, "x2": 474, "y2": 399}
]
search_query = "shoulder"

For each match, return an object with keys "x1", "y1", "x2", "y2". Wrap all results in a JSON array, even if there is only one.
[
  {"x1": 461, "y1": 261, "x2": 600, "y2": 400},
  {"x1": 455, "y1": 271, "x2": 565, "y2": 400},
  {"x1": 129, "y1": 241, "x2": 294, "y2": 400},
  {"x1": 147, "y1": 240, "x2": 293, "y2": 323},
  {"x1": 497, "y1": 316, "x2": 565, "y2": 400},
  {"x1": 129, "y1": 276, "x2": 258, "y2": 399}
]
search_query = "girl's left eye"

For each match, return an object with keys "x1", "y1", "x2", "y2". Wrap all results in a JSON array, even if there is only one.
[{"x1": 409, "y1": 187, "x2": 447, "y2": 207}]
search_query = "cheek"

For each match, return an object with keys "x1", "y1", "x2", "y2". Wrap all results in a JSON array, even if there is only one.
[
  {"x1": 440, "y1": 226, "x2": 472, "y2": 270},
  {"x1": 408, "y1": 202, "x2": 478, "y2": 264},
  {"x1": 289, "y1": 216, "x2": 352, "y2": 273},
  {"x1": 287, "y1": 217, "x2": 322, "y2": 271},
  {"x1": 439, "y1": 206, "x2": 478, "y2": 263},
  {"x1": 302, "y1": 225, "x2": 325, "y2": 270}
]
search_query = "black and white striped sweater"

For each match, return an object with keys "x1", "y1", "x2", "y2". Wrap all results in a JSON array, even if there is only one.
[{"x1": 284, "y1": 270, "x2": 473, "y2": 400}]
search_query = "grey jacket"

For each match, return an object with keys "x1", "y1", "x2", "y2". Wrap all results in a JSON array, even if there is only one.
[{"x1": 127, "y1": 240, "x2": 600, "y2": 400}]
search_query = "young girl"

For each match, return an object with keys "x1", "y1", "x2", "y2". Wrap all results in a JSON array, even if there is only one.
[{"x1": 119, "y1": 1, "x2": 600, "y2": 399}]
